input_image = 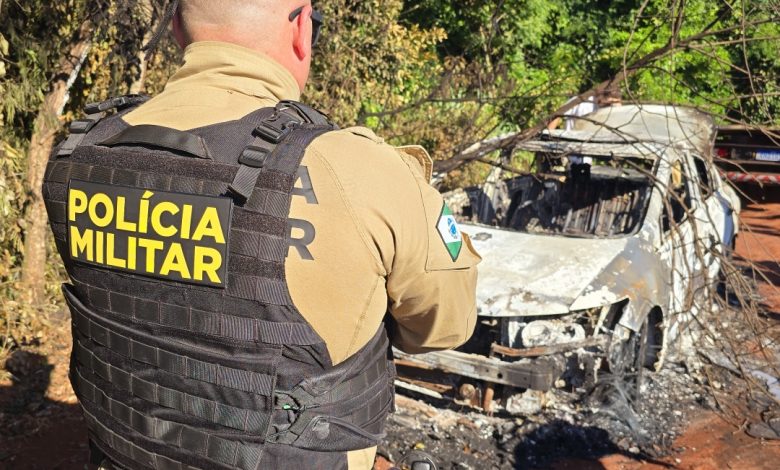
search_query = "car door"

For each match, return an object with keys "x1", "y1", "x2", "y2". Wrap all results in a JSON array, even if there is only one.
[
  {"x1": 657, "y1": 157, "x2": 698, "y2": 314},
  {"x1": 689, "y1": 153, "x2": 732, "y2": 284}
]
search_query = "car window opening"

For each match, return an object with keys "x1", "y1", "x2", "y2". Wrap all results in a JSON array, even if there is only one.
[
  {"x1": 693, "y1": 156, "x2": 714, "y2": 199},
  {"x1": 451, "y1": 153, "x2": 655, "y2": 238},
  {"x1": 662, "y1": 160, "x2": 693, "y2": 233}
]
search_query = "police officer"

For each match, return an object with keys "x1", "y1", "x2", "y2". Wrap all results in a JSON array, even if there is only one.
[{"x1": 45, "y1": 1, "x2": 480, "y2": 469}]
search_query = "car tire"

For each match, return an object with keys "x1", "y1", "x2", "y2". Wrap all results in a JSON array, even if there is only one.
[{"x1": 607, "y1": 316, "x2": 652, "y2": 399}]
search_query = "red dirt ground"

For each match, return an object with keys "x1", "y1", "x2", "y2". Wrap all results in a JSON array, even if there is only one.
[
  {"x1": 2, "y1": 186, "x2": 779, "y2": 470},
  {"x1": 735, "y1": 191, "x2": 780, "y2": 316}
]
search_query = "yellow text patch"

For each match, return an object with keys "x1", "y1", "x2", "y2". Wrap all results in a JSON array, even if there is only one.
[{"x1": 67, "y1": 180, "x2": 232, "y2": 287}]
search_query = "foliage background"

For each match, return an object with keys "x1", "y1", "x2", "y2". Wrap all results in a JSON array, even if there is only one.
[{"x1": 1, "y1": 0, "x2": 779, "y2": 355}]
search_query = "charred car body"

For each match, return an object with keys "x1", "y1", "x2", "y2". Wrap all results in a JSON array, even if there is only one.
[{"x1": 397, "y1": 105, "x2": 740, "y2": 405}]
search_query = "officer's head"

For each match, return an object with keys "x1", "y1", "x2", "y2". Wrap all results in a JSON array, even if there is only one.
[{"x1": 173, "y1": 1, "x2": 319, "y2": 91}]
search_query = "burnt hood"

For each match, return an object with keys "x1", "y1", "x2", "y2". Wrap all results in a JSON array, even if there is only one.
[{"x1": 460, "y1": 224, "x2": 629, "y2": 317}]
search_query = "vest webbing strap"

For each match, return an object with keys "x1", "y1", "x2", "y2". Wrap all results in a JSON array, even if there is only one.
[
  {"x1": 45, "y1": 160, "x2": 232, "y2": 195},
  {"x1": 280, "y1": 328, "x2": 390, "y2": 409},
  {"x1": 268, "y1": 361, "x2": 392, "y2": 447},
  {"x1": 243, "y1": 183, "x2": 289, "y2": 218},
  {"x1": 85, "y1": 410, "x2": 199, "y2": 470},
  {"x1": 57, "y1": 115, "x2": 103, "y2": 157},
  {"x1": 268, "y1": 328, "x2": 393, "y2": 449},
  {"x1": 229, "y1": 101, "x2": 335, "y2": 202},
  {"x1": 311, "y1": 351, "x2": 389, "y2": 412},
  {"x1": 68, "y1": 291, "x2": 274, "y2": 396},
  {"x1": 279, "y1": 101, "x2": 332, "y2": 126},
  {"x1": 52, "y1": 148, "x2": 237, "y2": 183},
  {"x1": 229, "y1": 155, "x2": 265, "y2": 202},
  {"x1": 75, "y1": 278, "x2": 321, "y2": 345},
  {"x1": 77, "y1": 376, "x2": 263, "y2": 470},
  {"x1": 229, "y1": 111, "x2": 302, "y2": 201},
  {"x1": 232, "y1": 206, "x2": 287, "y2": 237},
  {"x1": 75, "y1": 345, "x2": 270, "y2": 433},
  {"x1": 226, "y1": 273, "x2": 289, "y2": 305},
  {"x1": 230, "y1": 229, "x2": 287, "y2": 263}
]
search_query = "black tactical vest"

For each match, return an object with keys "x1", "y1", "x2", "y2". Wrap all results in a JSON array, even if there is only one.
[{"x1": 42, "y1": 96, "x2": 395, "y2": 470}]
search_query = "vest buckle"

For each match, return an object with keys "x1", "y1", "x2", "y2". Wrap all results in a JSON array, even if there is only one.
[
  {"x1": 84, "y1": 94, "x2": 149, "y2": 115},
  {"x1": 238, "y1": 145, "x2": 271, "y2": 168},
  {"x1": 274, "y1": 390, "x2": 305, "y2": 412},
  {"x1": 69, "y1": 118, "x2": 100, "y2": 134},
  {"x1": 256, "y1": 114, "x2": 301, "y2": 143}
]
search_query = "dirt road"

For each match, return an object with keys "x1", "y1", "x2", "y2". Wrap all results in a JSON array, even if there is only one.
[
  {"x1": 735, "y1": 187, "x2": 780, "y2": 318},
  {"x1": 2, "y1": 186, "x2": 779, "y2": 470}
]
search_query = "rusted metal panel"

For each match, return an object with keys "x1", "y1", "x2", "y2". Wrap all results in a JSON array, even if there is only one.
[
  {"x1": 491, "y1": 336, "x2": 609, "y2": 358},
  {"x1": 394, "y1": 349, "x2": 559, "y2": 391}
]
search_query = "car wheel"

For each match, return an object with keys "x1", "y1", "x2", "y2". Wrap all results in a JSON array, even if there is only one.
[{"x1": 607, "y1": 316, "x2": 652, "y2": 400}]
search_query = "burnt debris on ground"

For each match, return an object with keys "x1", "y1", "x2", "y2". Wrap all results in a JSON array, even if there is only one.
[
  {"x1": 385, "y1": 268, "x2": 780, "y2": 469},
  {"x1": 385, "y1": 359, "x2": 707, "y2": 469}
]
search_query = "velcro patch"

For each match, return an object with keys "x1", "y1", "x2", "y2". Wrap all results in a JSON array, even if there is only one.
[
  {"x1": 67, "y1": 180, "x2": 232, "y2": 288},
  {"x1": 436, "y1": 203, "x2": 463, "y2": 262}
]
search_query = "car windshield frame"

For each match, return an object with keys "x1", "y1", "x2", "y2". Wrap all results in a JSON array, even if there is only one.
[{"x1": 501, "y1": 152, "x2": 659, "y2": 240}]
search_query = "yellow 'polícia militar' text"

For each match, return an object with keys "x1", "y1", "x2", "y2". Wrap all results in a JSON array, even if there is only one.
[{"x1": 68, "y1": 188, "x2": 227, "y2": 284}]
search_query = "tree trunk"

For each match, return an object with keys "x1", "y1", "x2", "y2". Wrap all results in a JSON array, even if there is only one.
[
  {"x1": 129, "y1": 0, "x2": 154, "y2": 94},
  {"x1": 129, "y1": 49, "x2": 150, "y2": 95},
  {"x1": 20, "y1": 20, "x2": 92, "y2": 305}
]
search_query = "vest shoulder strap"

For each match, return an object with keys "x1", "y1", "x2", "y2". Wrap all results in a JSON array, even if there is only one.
[
  {"x1": 57, "y1": 96, "x2": 336, "y2": 204},
  {"x1": 228, "y1": 100, "x2": 337, "y2": 201}
]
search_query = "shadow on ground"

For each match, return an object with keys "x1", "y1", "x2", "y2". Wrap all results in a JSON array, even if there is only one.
[
  {"x1": 516, "y1": 419, "x2": 675, "y2": 470},
  {"x1": 0, "y1": 350, "x2": 88, "y2": 470},
  {"x1": 516, "y1": 420, "x2": 615, "y2": 469}
]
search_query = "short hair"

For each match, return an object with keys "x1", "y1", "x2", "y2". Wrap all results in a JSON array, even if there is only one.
[{"x1": 178, "y1": 0, "x2": 289, "y2": 28}]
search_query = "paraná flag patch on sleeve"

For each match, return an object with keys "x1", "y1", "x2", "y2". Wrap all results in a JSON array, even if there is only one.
[{"x1": 436, "y1": 203, "x2": 463, "y2": 261}]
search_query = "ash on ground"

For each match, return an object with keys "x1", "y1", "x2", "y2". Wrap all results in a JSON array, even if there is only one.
[
  {"x1": 381, "y1": 363, "x2": 710, "y2": 469},
  {"x1": 381, "y1": 265, "x2": 780, "y2": 470}
]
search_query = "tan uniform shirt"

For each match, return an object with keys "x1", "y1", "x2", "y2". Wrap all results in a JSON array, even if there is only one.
[{"x1": 125, "y1": 41, "x2": 480, "y2": 469}]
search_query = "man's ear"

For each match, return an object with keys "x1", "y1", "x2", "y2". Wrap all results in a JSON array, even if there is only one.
[{"x1": 292, "y1": 5, "x2": 313, "y2": 60}]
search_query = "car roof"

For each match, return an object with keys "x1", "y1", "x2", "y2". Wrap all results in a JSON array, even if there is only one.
[
  {"x1": 518, "y1": 104, "x2": 716, "y2": 159},
  {"x1": 516, "y1": 138, "x2": 665, "y2": 160}
]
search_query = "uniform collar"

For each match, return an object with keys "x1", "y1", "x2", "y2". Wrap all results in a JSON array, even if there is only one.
[{"x1": 164, "y1": 41, "x2": 301, "y2": 103}]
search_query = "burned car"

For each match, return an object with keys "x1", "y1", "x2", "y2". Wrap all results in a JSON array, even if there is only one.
[{"x1": 396, "y1": 105, "x2": 741, "y2": 405}]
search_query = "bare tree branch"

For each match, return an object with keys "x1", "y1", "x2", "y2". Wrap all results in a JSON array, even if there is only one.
[{"x1": 434, "y1": 11, "x2": 780, "y2": 177}]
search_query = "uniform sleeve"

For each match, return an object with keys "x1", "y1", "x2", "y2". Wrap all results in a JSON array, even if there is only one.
[
  {"x1": 309, "y1": 128, "x2": 481, "y2": 354},
  {"x1": 385, "y1": 149, "x2": 481, "y2": 354}
]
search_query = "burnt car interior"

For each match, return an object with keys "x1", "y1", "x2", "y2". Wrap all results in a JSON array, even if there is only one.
[
  {"x1": 660, "y1": 160, "x2": 693, "y2": 234},
  {"x1": 461, "y1": 153, "x2": 655, "y2": 237}
]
